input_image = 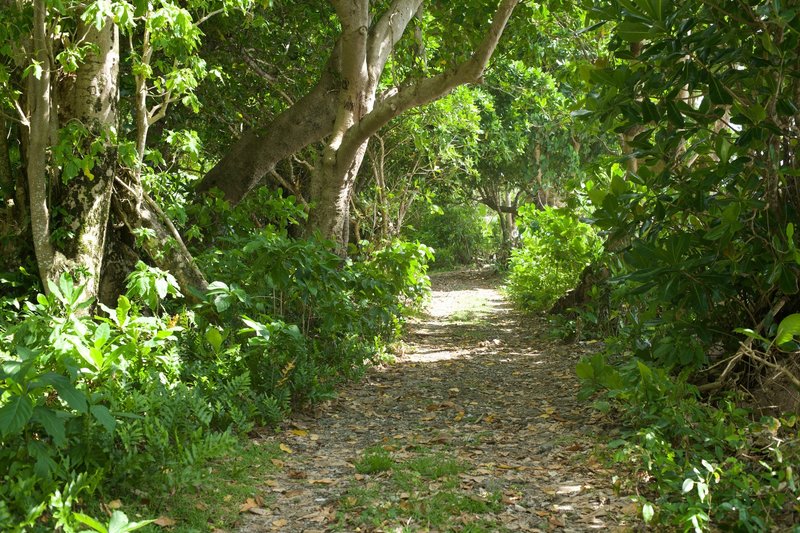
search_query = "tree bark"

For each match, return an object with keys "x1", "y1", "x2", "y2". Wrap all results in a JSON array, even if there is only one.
[
  {"x1": 53, "y1": 16, "x2": 119, "y2": 302},
  {"x1": 194, "y1": 43, "x2": 343, "y2": 203},
  {"x1": 0, "y1": 118, "x2": 11, "y2": 197},
  {"x1": 27, "y1": 0, "x2": 57, "y2": 289},
  {"x1": 198, "y1": 0, "x2": 519, "y2": 247},
  {"x1": 113, "y1": 178, "x2": 208, "y2": 296}
]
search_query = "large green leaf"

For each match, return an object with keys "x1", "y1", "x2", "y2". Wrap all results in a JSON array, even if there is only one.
[
  {"x1": 0, "y1": 394, "x2": 34, "y2": 436},
  {"x1": 32, "y1": 406, "x2": 67, "y2": 446},
  {"x1": 91, "y1": 404, "x2": 117, "y2": 433},
  {"x1": 707, "y1": 73, "x2": 733, "y2": 105},
  {"x1": 775, "y1": 314, "x2": 800, "y2": 347},
  {"x1": 38, "y1": 373, "x2": 89, "y2": 413}
]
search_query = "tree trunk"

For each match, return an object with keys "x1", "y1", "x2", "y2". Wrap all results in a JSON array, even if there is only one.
[
  {"x1": 198, "y1": 0, "x2": 519, "y2": 246},
  {"x1": 52, "y1": 17, "x2": 119, "y2": 302},
  {"x1": 194, "y1": 44, "x2": 343, "y2": 203},
  {"x1": 113, "y1": 178, "x2": 208, "y2": 296},
  {"x1": 0, "y1": 118, "x2": 11, "y2": 197},
  {"x1": 26, "y1": 0, "x2": 57, "y2": 289}
]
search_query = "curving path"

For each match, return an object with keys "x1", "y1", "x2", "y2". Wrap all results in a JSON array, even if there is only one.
[{"x1": 239, "y1": 269, "x2": 632, "y2": 532}]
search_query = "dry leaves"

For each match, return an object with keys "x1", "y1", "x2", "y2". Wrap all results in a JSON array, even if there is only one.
[
  {"x1": 153, "y1": 516, "x2": 176, "y2": 527},
  {"x1": 235, "y1": 272, "x2": 629, "y2": 533},
  {"x1": 279, "y1": 443, "x2": 293, "y2": 454}
]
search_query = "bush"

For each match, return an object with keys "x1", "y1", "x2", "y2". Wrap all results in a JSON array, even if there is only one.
[
  {"x1": 0, "y1": 269, "x2": 241, "y2": 530},
  {"x1": 577, "y1": 353, "x2": 800, "y2": 531},
  {"x1": 506, "y1": 205, "x2": 601, "y2": 311},
  {"x1": 405, "y1": 203, "x2": 492, "y2": 268},
  {"x1": 0, "y1": 219, "x2": 432, "y2": 529}
]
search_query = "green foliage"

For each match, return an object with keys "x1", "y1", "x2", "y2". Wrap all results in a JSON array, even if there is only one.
[
  {"x1": 560, "y1": 2, "x2": 800, "y2": 527},
  {"x1": 405, "y1": 203, "x2": 492, "y2": 268},
  {"x1": 507, "y1": 205, "x2": 601, "y2": 311},
  {"x1": 577, "y1": 354, "x2": 800, "y2": 531},
  {"x1": 0, "y1": 270, "x2": 245, "y2": 529},
  {"x1": 194, "y1": 216, "x2": 432, "y2": 406}
]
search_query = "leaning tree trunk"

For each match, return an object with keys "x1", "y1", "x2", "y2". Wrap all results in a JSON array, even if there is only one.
[
  {"x1": 198, "y1": 0, "x2": 520, "y2": 247},
  {"x1": 194, "y1": 45, "x2": 343, "y2": 203},
  {"x1": 113, "y1": 179, "x2": 208, "y2": 297}
]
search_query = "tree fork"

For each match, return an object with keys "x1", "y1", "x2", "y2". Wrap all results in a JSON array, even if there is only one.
[{"x1": 113, "y1": 178, "x2": 208, "y2": 298}]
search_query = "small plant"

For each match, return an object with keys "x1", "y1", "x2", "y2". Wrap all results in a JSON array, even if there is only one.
[{"x1": 355, "y1": 446, "x2": 394, "y2": 474}]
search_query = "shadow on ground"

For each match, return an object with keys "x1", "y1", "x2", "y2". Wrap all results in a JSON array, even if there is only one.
[{"x1": 239, "y1": 269, "x2": 632, "y2": 532}]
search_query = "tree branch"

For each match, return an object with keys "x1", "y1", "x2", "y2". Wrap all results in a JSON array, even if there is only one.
[
  {"x1": 367, "y1": 0, "x2": 424, "y2": 78},
  {"x1": 339, "y1": 0, "x2": 519, "y2": 164}
]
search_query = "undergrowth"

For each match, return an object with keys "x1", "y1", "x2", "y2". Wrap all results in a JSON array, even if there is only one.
[
  {"x1": 577, "y1": 353, "x2": 800, "y2": 531},
  {"x1": 0, "y1": 217, "x2": 432, "y2": 531}
]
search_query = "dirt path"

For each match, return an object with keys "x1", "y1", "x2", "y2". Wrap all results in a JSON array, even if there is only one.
[{"x1": 240, "y1": 270, "x2": 632, "y2": 532}]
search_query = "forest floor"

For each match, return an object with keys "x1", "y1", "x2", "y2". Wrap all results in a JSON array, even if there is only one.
[{"x1": 237, "y1": 269, "x2": 634, "y2": 532}]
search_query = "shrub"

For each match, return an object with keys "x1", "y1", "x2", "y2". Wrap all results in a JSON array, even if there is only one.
[
  {"x1": 577, "y1": 353, "x2": 800, "y2": 531},
  {"x1": 506, "y1": 205, "x2": 601, "y2": 311},
  {"x1": 405, "y1": 203, "x2": 492, "y2": 268}
]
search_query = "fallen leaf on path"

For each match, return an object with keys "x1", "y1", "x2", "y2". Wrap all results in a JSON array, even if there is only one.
[
  {"x1": 239, "y1": 498, "x2": 260, "y2": 513},
  {"x1": 308, "y1": 478, "x2": 335, "y2": 485},
  {"x1": 279, "y1": 443, "x2": 293, "y2": 454},
  {"x1": 271, "y1": 458, "x2": 285, "y2": 467},
  {"x1": 454, "y1": 411, "x2": 465, "y2": 422},
  {"x1": 271, "y1": 518, "x2": 288, "y2": 529},
  {"x1": 289, "y1": 429, "x2": 308, "y2": 437},
  {"x1": 153, "y1": 516, "x2": 176, "y2": 527},
  {"x1": 108, "y1": 500, "x2": 122, "y2": 509}
]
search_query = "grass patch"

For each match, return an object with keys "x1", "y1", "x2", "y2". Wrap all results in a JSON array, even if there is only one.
[
  {"x1": 337, "y1": 448, "x2": 504, "y2": 532},
  {"x1": 355, "y1": 446, "x2": 394, "y2": 474},
  {"x1": 405, "y1": 454, "x2": 465, "y2": 479},
  {"x1": 91, "y1": 440, "x2": 280, "y2": 532}
]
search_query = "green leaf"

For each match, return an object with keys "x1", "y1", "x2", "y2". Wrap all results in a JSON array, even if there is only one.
[
  {"x1": 116, "y1": 295, "x2": 131, "y2": 326},
  {"x1": 575, "y1": 360, "x2": 594, "y2": 379},
  {"x1": 697, "y1": 481, "x2": 708, "y2": 502},
  {"x1": 74, "y1": 512, "x2": 108, "y2": 533},
  {"x1": 94, "y1": 322, "x2": 111, "y2": 348},
  {"x1": 616, "y1": 21, "x2": 652, "y2": 42},
  {"x1": 775, "y1": 314, "x2": 800, "y2": 347},
  {"x1": 155, "y1": 276, "x2": 169, "y2": 300},
  {"x1": 682, "y1": 478, "x2": 695, "y2": 493},
  {"x1": 32, "y1": 406, "x2": 67, "y2": 446},
  {"x1": 708, "y1": 74, "x2": 733, "y2": 105},
  {"x1": 0, "y1": 394, "x2": 34, "y2": 436},
  {"x1": 90, "y1": 404, "x2": 116, "y2": 433},
  {"x1": 642, "y1": 502, "x2": 655, "y2": 523},
  {"x1": 733, "y1": 328, "x2": 769, "y2": 343},
  {"x1": 47, "y1": 374, "x2": 88, "y2": 413},
  {"x1": 108, "y1": 510, "x2": 155, "y2": 533},
  {"x1": 205, "y1": 328, "x2": 223, "y2": 353}
]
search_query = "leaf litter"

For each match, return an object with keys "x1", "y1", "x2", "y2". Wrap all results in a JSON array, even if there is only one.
[{"x1": 239, "y1": 269, "x2": 633, "y2": 532}]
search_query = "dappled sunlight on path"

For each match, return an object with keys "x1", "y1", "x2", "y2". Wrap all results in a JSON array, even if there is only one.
[{"x1": 239, "y1": 269, "x2": 631, "y2": 532}]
